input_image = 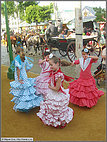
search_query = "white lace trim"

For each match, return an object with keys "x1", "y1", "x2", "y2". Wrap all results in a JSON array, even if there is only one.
[{"x1": 79, "y1": 57, "x2": 91, "y2": 71}]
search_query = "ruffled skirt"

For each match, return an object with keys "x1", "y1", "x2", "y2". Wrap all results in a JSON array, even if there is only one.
[
  {"x1": 69, "y1": 77, "x2": 104, "y2": 108},
  {"x1": 10, "y1": 78, "x2": 43, "y2": 112},
  {"x1": 37, "y1": 89, "x2": 74, "y2": 127},
  {"x1": 34, "y1": 75, "x2": 50, "y2": 98}
]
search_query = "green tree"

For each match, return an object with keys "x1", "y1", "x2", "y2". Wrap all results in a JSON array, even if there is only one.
[
  {"x1": 17, "y1": 1, "x2": 39, "y2": 21},
  {"x1": 93, "y1": 7, "x2": 106, "y2": 22},
  {"x1": 1, "y1": 1, "x2": 39, "y2": 20},
  {"x1": 1, "y1": 1, "x2": 15, "y2": 17},
  {"x1": 25, "y1": 3, "x2": 54, "y2": 24}
]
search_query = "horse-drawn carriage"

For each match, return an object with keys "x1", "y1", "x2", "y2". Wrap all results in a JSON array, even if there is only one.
[{"x1": 45, "y1": 34, "x2": 101, "y2": 62}]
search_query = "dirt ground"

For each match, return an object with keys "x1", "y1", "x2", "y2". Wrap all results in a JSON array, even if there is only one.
[{"x1": 1, "y1": 65, "x2": 106, "y2": 141}]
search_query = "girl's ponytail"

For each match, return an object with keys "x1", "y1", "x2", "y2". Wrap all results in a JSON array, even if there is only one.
[
  {"x1": 60, "y1": 59, "x2": 71, "y2": 66},
  {"x1": 50, "y1": 56, "x2": 71, "y2": 66},
  {"x1": 20, "y1": 52, "x2": 25, "y2": 62}
]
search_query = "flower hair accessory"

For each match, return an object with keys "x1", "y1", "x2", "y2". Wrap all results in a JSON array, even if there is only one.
[
  {"x1": 84, "y1": 48, "x2": 89, "y2": 53},
  {"x1": 45, "y1": 48, "x2": 50, "y2": 52},
  {"x1": 49, "y1": 53, "x2": 54, "y2": 58}
]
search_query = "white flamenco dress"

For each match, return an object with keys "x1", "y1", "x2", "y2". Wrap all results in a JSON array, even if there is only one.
[
  {"x1": 10, "y1": 56, "x2": 43, "y2": 112},
  {"x1": 37, "y1": 71, "x2": 74, "y2": 127},
  {"x1": 34, "y1": 59, "x2": 50, "y2": 99}
]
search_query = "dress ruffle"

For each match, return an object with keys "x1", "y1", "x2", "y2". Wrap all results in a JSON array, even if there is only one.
[
  {"x1": 69, "y1": 77, "x2": 104, "y2": 108},
  {"x1": 37, "y1": 89, "x2": 74, "y2": 127},
  {"x1": 10, "y1": 78, "x2": 43, "y2": 112},
  {"x1": 34, "y1": 75, "x2": 50, "y2": 97}
]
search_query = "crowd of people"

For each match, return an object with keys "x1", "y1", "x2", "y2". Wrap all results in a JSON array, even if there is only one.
[{"x1": 1, "y1": 19, "x2": 106, "y2": 49}]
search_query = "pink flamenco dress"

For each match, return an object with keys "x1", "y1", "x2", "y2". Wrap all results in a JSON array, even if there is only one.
[
  {"x1": 37, "y1": 68, "x2": 74, "y2": 128},
  {"x1": 34, "y1": 59, "x2": 50, "y2": 99},
  {"x1": 69, "y1": 57, "x2": 104, "y2": 108}
]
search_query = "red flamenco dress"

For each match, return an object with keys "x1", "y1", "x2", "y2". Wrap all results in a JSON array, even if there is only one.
[{"x1": 69, "y1": 57, "x2": 104, "y2": 108}]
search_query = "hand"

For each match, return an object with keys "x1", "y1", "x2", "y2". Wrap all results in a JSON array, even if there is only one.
[
  {"x1": 48, "y1": 84, "x2": 52, "y2": 89},
  {"x1": 71, "y1": 62, "x2": 74, "y2": 66},
  {"x1": 26, "y1": 69, "x2": 30, "y2": 73},
  {"x1": 19, "y1": 80, "x2": 24, "y2": 84}
]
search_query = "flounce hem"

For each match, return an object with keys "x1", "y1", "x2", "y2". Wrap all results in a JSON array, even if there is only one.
[
  {"x1": 10, "y1": 78, "x2": 36, "y2": 89},
  {"x1": 69, "y1": 77, "x2": 104, "y2": 99},
  {"x1": 12, "y1": 95, "x2": 43, "y2": 112},
  {"x1": 37, "y1": 107, "x2": 74, "y2": 127},
  {"x1": 70, "y1": 94, "x2": 103, "y2": 108}
]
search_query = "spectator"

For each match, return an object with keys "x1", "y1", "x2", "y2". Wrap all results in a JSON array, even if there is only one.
[
  {"x1": 64, "y1": 28, "x2": 68, "y2": 35},
  {"x1": 57, "y1": 18, "x2": 63, "y2": 34},
  {"x1": 67, "y1": 29, "x2": 73, "y2": 37},
  {"x1": 59, "y1": 30, "x2": 66, "y2": 39},
  {"x1": 83, "y1": 27, "x2": 87, "y2": 35},
  {"x1": 45, "y1": 20, "x2": 56, "y2": 41}
]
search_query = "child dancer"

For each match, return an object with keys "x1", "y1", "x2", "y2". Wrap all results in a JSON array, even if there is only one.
[
  {"x1": 69, "y1": 48, "x2": 104, "y2": 108},
  {"x1": 34, "y1": 51, "x2": 51, "y2": 99},
  {"x1": 10, "y1": 51, "x2": 43, "y2": 112},
  {"x1": 37, "y1": 55, "x2": 74, "y2": 128}
]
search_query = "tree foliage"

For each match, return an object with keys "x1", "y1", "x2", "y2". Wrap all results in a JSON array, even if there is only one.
[
  {"x1": 1, "y1": 1, "x2": 15, "y2": 17},
  {"x1": 1, "y1": 1, "x2": 54, "y2": 24},
  {"x1": 17, "y1": 1, "x2": 39, "y2": 21},
  {"x1": 93, "y1": 7, "x2": 106, "y2": 22},
  {"x1": 1, "y1": 1, "x2": 39, "y2": 20},
  {"x1": 25, "y1": 3, "x2": 54, "y2": 24}
]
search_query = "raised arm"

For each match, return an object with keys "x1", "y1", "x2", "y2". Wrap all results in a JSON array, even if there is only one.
[
  {"x1": 71, "y1": 60, "x2": 80, "y2": 66},
  {"x1": 38, "y1": 59, "x2": 46, "y2": 65},
  {"x1": 89, "y1": 55, "x2": 98, "y2": 61}
]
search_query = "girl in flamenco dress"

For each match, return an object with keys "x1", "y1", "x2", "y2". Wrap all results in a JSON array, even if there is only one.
[
  {"x1": 34, "y1": 51, "x2": 51, "y2": 99},
  {"x1": 69, "y1": 48, "x2": 104, "y2": 108},
  {"x1": 37, "y1": 55, "x2": 74, "y2": 128},
  {"x1": 10, "y1": 51, "x2": 43, "y2": 112}
]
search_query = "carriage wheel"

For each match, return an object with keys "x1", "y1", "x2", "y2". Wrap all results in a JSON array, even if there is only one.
[
  {"x1": 67, "y1": 42, "x2": 76, "y2": 62},
  {"x1": 59, "y1": 48, "x2": 67, "y2": 57},
  {"x1": 86, "y1": 40, "x2": 101, "y2": 57}
]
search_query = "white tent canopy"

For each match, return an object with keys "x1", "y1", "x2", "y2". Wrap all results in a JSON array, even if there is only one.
[{"x1": 19, "y1": 21, "x2": 31, "y2": 27}]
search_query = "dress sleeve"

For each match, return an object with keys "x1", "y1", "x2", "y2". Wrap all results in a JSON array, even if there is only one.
[
  {"x1": 15, "y1": 60, "x2": 22, "y2": 69},
  {"x1": 39, "y1": 59, "x2": 46, "y2": 69},
  {"x1": 55, "y1": 73, "x2": 64, "y2": 82},
  {"x1": 73, "y1": 60, "x2": 80, "y2": 64},
  {"x1": 25, "y1": 57, "x2": 33, "y2": 70},
  {"x1": 90, "y1": 58, "x2": 97, "y2": 64}
]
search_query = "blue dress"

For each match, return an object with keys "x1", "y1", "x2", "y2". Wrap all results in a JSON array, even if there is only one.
[{"x1": 10, "y1": 55, "x2": 43, "y2": 112}]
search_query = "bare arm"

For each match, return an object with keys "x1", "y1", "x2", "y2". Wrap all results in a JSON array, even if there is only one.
[
  {"x1": 71, "y1": 60, "x2": 80, "y2": 66},
  {"x1": 17, "y1": 67, "x2": 20, "y2": 80},
  {"x1": 88, "y1": 55, "x2": 98, "y2": 61},
  {"x1": 38, "y1": 59, "x2": 46, "y2": 64},
  {"x1": 17, "y1": 67, "x2": 23, "y2": 84},
  {"x1": 71, "y1": 62, "x2": 75, "y2": 66},
  {"x1": 48, "y1": 78, "x2": 61, "y2": 92}
]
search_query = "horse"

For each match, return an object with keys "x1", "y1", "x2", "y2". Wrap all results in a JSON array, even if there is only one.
[{"x1": 25, "y1": 34, "x2": 41, "y2": 55}]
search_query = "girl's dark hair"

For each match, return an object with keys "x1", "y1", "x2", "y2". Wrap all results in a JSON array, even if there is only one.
[
  {"x1": 50, "y1": 56, "x2": 71, "y2": 66},
  {"x1": 16, "y1": 47, "x2": 24, "y2": 54},
  {"x1": 82, "y1": 48, "x2": 89, "y2": 54},
  {"x1": 43, "y1": 52, "x2": 50, "y2": 59},
  {"x1": 102, "y1": 45, "x2": 106, "y2": 50},
  {"x1": 50, "y1": 56, "x2": 61, "y2": 66},
  {"x1": 20, "y1": 52, "x2": 25, "y2": 62}
]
